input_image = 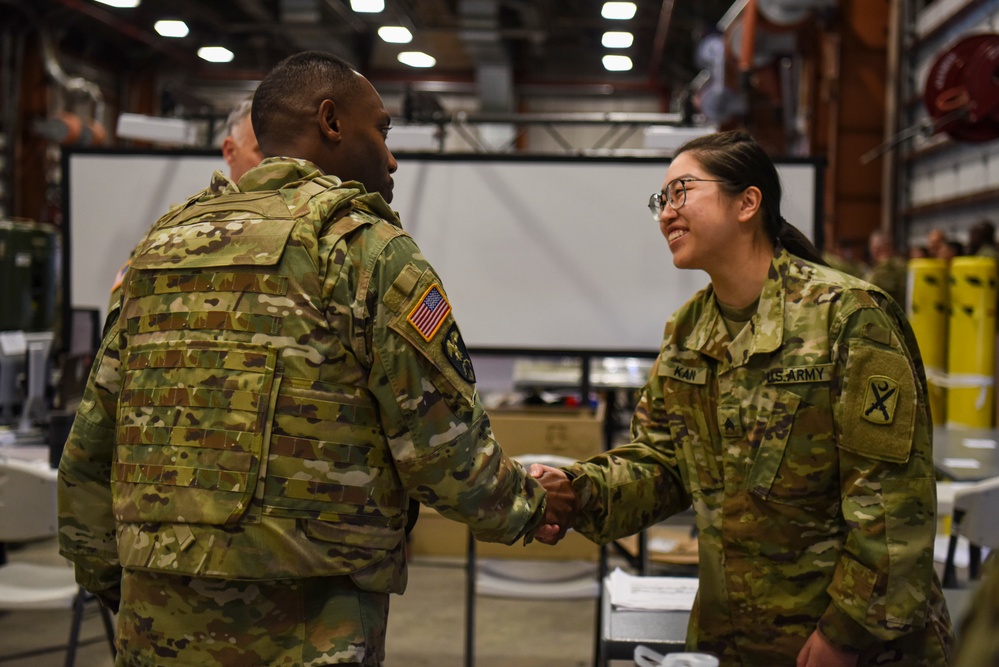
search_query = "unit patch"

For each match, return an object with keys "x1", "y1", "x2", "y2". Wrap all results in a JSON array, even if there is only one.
[
  {"x1": 863, "y1": 375, "x2": 898, "y2": 425},
  {"x1": 407, "y1": 283, "x2": 451, "y2": 341},
  {"x1": 442, "y1": 323, "x2": 476, "y2": 384}
]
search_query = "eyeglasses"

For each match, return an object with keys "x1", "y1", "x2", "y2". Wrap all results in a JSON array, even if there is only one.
[{"x1": 648, "y1": 178, "x2": 727, "y2": 220}]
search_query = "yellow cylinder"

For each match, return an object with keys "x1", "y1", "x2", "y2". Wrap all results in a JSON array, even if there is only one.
[
  {"x1": 946, "y1": 256, "x2": 998, "y2": 428},
  {"x1": 907, "y1": 258, "x2": 949, "y2": 426}
]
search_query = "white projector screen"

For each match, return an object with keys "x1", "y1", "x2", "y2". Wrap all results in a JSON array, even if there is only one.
[{"x1": 64, "y1": 150, "x2": 820, "y2": 354}]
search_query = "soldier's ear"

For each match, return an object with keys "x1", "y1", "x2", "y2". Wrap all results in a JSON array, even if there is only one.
[
  {"x1": 736, "y1": 186, "x2": 762, "y2": 223},
  {"x1": 318, "y1": 99, "x2": 340, "y2": 143}
]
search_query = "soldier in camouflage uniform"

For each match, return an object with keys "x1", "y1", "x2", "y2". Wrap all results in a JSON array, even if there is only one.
[
  {"x1": 952, "y1": 553, "x2": 999, "y2": 667},
  {"x1": 58, "y1": 51, "x2": 547, "y2": 666},
  {"x1": 532, "y1": 131, "x2": 954, "y2": 666}
]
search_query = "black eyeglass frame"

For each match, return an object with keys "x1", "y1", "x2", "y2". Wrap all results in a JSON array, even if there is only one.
[{"x1": 648, "y1": 178, "x2": 728, "y2": 220}]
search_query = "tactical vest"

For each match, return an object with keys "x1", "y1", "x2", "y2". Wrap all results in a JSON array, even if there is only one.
[{"x1": 111, "y1": 177, "x2": 409, "y2": 590}]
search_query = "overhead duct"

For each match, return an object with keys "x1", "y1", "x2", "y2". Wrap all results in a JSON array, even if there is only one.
[
  {"x1": 39, "y1": 32, "x2": 106, "y2": 132},
  {"x1": 459, "y1": 0, "x2": 516, "y2": 149}
]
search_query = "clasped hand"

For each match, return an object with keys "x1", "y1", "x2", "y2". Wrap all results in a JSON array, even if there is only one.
[{"x1": 528, "y1": 464, "x2": 579, "y2": 545}]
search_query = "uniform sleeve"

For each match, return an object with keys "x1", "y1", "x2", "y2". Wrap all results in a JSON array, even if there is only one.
[
  {"x1": 820, "y1": 299, "x2": 938, "y2": 651},
  {"x1": 349, "y1": 233, "x2": 545, "y2": 545},
  {"x1": 57, "y1": 309, "x2": 123, "y2": 608},
  {"x1": 564, "y1": 352, "x2": 691, "y2": 545}
]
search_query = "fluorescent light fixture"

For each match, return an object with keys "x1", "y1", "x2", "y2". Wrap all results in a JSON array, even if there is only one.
[
  {"x1": 198, "y1": 46, "x2": 234, "y2": 63},
  {"x1": 601, "y1": 31, "x2": 634, "y2": 48},
  {"x1": 94, "y1": 0, "x2": 140, "y2": 7},
  {"x1": 350, "y1": 0, "x2": 384, "y2": 12},
  {"x1": 601, "y1": 2, "x2": 636, "y2": 20},
  {"x1": 602, "y1": 54, "x2": 633, "y2": 71},
  {"x1": 398, "y1": 51, "x2": 436, "y2": 68},
  {"x1": 116, "y1": 113, "x2": 199, "y2": 146},
  {"x1": 378, "y1": 26, "x2": 413, "y2": 44},
  {"x1": 154, "y1": 20, "x2": 189, "y2": 38}
]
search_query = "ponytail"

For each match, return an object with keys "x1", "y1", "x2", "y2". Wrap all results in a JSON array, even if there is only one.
[{"x1": 776, "y1": 217, "x2": 827, "y2": 266}]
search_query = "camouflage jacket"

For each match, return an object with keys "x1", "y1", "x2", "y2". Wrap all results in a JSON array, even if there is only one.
[
  {"x1": 58, "y1": 158, "x2": 545, "y2": 597},
  {"x1": 567, "y1": 247, "x2": 953, "y2": 665},
  {"x1": 953, "y1": 553, "x2": 999, "y2": 667}
]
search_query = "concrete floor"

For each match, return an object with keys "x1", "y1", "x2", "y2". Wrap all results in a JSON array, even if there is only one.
[
  {"x1": 0, "y1": 538, "x2": 613, "y2": 667},
  {"x1": 2, "y1": 534, "x2": 980, "y2": 667}
]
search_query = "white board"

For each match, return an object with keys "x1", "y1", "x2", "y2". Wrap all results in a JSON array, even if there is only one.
[{"x1": 65, "y1": 151, "x2": 819, "y2": 354}]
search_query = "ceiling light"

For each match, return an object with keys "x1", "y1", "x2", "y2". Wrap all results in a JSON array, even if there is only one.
[
  {"x1": 350, "y1": 0, "x2": 384, "y2": 12},
  {"x1": 94, "y1": 0, "x2": 140, "y2": 7},
  {"x1": 602, "y1": 54, "x2": 633, "y2": 71},
  {"x1": 198, "y1": 46, "x2": 234, "y2": 63},
  {"x1": 601, "y1": 31, "x2": 634, "y2": 48},
  {"x1": 378, "y1": 26, "x2": 413, "y2": 44},
  {"x1": 398, "y1": 51, "x2": 436, "y2": 68},
  {"x1": 601, "y1": 2, "x2": 636, "y2": 20},
  {"x1": 154, "y1": 20, "x2": 189, "y2": 38}
]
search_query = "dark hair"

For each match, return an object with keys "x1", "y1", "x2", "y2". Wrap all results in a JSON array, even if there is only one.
[
  {"x1": 967, "y1": 218, "x2": 996, "y2": 254},
  {"x1": 674, "y1": 130, "x2": 826, "y2": 265},
  {"x1": 251, "y1": 51, "x2": 363, "y2": 154}
]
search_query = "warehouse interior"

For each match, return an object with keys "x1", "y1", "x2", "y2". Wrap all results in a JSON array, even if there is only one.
[{"x1": 1, "y1": 0, "x2": 999, "y2": 666}]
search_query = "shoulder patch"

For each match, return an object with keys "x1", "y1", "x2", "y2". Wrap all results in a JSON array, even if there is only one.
[
  {"x1": 840, "y1": 343, "x2": 915, "y2": 462},
  {"x1": 407, "y1": 283, "x2": 451, "y2": 341},
  {"x1": 862, "y1": 376, "x2": 898, "y2": 424},
  {"x1": 441, "y1": 323, "x2": 476, "y2": 383},
  {"x1": 111, "y1": 259, "x2": 131, "y2": 293}
]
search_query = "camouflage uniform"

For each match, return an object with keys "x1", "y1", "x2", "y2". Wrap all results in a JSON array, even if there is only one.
[
  {"x1": 566, "y1": 247, "x2": 954, "y2": 666},
  {"x1": 952, "y1": 553, "x2": 999, "y2": 667},
  {"x1": 864, "y1": 255, "x2": 908, "y2": 308},
  {"x1": 58, "y1": 158, "x2": 546, "y2": 666}
]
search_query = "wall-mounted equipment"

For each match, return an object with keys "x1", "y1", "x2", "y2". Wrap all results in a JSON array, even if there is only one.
[{"x1": 924, "y1": 33, "x2": 999, "y2": 143}]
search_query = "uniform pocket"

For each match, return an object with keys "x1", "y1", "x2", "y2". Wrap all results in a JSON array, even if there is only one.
[
  {"x1": 746, "y1": 385, "x2": 838, "y2": 506},
  {"x1": 746, "y1": 390, "x2": 800, "y2": 501},
  {"x1": 113, "y1": 340, "x2": 279, "y2": 525}
]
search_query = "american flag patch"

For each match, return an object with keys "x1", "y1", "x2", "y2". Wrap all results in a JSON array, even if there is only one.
[{"x1": 408, "y1": 284, "x2": 451, "y2": 341}]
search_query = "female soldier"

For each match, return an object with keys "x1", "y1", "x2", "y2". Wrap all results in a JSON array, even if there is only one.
[{"x1": 532, "y1": 131, "x2": 954, "y2": 666}]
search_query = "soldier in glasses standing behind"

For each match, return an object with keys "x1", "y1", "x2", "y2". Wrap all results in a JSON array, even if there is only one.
[{"x1": 531, "y1": 130, "x2": 954, "y2": 666}]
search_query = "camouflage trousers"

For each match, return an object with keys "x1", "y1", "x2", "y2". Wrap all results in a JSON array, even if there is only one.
[{"x1": 114, "y1": 569, "x2": 388, "y2": 666}]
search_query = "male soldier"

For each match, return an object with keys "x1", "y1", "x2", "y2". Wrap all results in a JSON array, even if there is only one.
[
  {"x1": 58, "y1": 51, "x2": 547, "y2": 666},
  {"x1": 953, "y1": 554, "x2": 999, "y2": 666},
  {"x1": 220, "y1": 96, "x2": 263, "y2": 183},
  {"x1": 864, "y1": 229, "x2": 908, "y2": 306},
  {"x1": 107, "y1": 97, "x2": 263, "y2": 306}
]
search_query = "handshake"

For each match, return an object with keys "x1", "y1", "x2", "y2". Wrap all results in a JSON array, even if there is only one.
[{"x1": 527, "y1": 464, "x2": 581, "y2": 545}]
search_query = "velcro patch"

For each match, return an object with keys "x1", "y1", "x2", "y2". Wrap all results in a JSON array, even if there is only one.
[
  {"x1": 407, "y1": 284, "x2": 451, "y2": 341},
  {"x1": 862, "y1": 376, "x2": 898, "y2": 425},
  {"x1": 441, "y1": 323, "x2": 476, "y2": 384},
  {"x1": 840, "y1": 342, "x2": 915, "y2": 463}
]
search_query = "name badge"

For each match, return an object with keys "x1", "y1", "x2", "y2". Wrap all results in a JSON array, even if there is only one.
[
  {"x1": 662, "y1": 361, "x2": 708, "y2": 385},
  {"x1": 766, "y1": 364, "x2": 833, "y2": 384}
]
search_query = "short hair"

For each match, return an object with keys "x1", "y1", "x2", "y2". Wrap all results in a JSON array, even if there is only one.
[
  {"x1": 251, "y1": 51, "x2": 364, "y2": 151},
  {"x1": 225, "y1": 97, "x2": 253, "y2": 138}
]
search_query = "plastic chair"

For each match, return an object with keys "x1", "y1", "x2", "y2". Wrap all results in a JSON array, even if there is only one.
[
  {"x1": 942, "y1": 476, "x2": 999, "y2": 589},
  {"x1": 0, "y1": 458, "x2": 116, "y2": 666}
]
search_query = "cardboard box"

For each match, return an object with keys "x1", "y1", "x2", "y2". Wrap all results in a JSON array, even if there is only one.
[
  {"x1": 408, "y1": 507, "x2": 600, "y2": 562},
  {"x1": 407, "y1": 400, "x2": 606, "y2": 562},
  {"x1": 487, "y1": 399, "x2": 606, "y2": 461}
]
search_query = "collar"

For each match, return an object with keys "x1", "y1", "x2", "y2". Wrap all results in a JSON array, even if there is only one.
[
  {"x1": 205, "y1": 157, "x2": 403, "y2": 228},
  {"x1": 684, "y1": 245, "x2": 788, "y2": 365}
]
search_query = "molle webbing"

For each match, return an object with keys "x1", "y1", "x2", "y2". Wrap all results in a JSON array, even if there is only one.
[{"x1": 111, "y1": 181, "x2": 407, "y2": 580}]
